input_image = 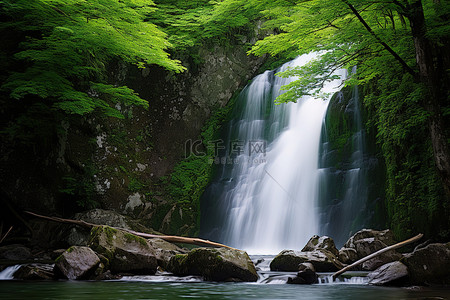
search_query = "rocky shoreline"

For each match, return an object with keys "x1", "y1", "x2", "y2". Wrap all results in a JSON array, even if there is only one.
[{"x1": 0, "y1": 209, "x2": 449, "y2": 286}]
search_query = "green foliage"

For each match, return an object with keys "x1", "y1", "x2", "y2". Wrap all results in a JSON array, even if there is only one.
[
  {"x1": 166, "y1": 93, "x2": 238, "y2": 230},
  {"x1": 169, "y1": 104, "x2": 233, "y2": 204},
  {"x1": 150, "y1": 0, "x2": 261, "y2": 51},
  {"x1": 128, "y1": 177, "x2": 146, "y2": 192},
  {"x1": 0, "y1": 0, "x2": 185, "y2": 122},
  {"x1": 364, "y1": 72, "x2": 448, "y2": 240}
]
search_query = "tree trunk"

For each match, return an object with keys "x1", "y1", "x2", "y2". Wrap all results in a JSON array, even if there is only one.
[{"x1": 408, "y1": 0, "x2": 450, "y2": 197}]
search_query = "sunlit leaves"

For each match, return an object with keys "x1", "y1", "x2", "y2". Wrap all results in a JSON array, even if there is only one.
[
  {"x1": 1, "y1": 0, "x2": 185, "y2": 117},
  {"x1": 248, "y1": 0, "x2": 422, "y2": 103}
]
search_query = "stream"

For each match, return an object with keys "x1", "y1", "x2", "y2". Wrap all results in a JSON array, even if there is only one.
[{"x1": 1, "y1": 256, "x2": 450, "y2": 299}]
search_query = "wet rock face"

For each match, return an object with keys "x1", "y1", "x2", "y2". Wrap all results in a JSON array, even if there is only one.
[
  {"x1": 89, "y1": 226, "x2": 158, "y2": 275},
  {"x1": 54, "y1": 246, "x2": 100, "y2": 280},
  {"x1": 270, "y1": 249, "x2": 344, "y2": 272},
  {"x1": 168, "y1": 247, "x2": 258, "y2": 282},
  {"x1": 367, "y1": 261, "x2": 409, "y2": 286},
  {"x1": 402, "y1": 242, "x2": 450, "y2": 285}
]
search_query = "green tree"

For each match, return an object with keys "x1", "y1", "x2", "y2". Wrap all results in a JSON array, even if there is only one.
[{"x1": 0, "y1": 0, "x2": 185, "y2": 123}]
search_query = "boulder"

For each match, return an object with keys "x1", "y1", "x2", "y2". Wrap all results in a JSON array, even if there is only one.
[
  {"x1": 402, "y1": 242, "x2": 450, "y2": 285},
  {"x1": 270, "y1": 250, "x2": 344, "y2": 272},
  {"x1": 0, "y1": 244, "x2": 31, "y2": 260},
  {"x1": 54, "y1": 246, "x2": 100, "y2": 280},
  {"x1": 362, "y1": 250, "x2": 402, "y2": 271},
  {"x1": 89, "y1": 226, "x2": 157, "y2": 275},
  {"x1": 344, "y1": 229, "x2": 397, "y2": 249},
  {"x1": 338, "y1": 247, "x2": 358, "y2": 264},
  {"x1": 147, "y1": 238, "x2": 187, "y2": 269},
  {"x1": 14, "y1": 264, "x2": 54, "y2": 280},
  {"x1": 168, "y1": 247, "x2": 258, "y2": 282},
  {"x1": 342, "y1": 229, "x2": 401, "y2": 270},
  {"x1": 302, "y1": 235, "x2": 339, "y2": 256},
  {"x1": 367, "y1": 261, "x2": 409, "y2": 286},
  {"x1": 287, "y1": 262, "x2": 318, "y2": 284}
]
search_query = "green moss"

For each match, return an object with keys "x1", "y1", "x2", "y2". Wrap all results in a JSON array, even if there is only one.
[
  {"x1": 173, "y1": 253, "x2": 188, "y2": 264},
  {"x1": 102, "y1": 226, "x2": 118, "y2": 243},
  {"x1": 128, "y1": 177, "x2": 146, "y2": 192},
  {"x1": 124, "y1": 232, "x2": 148, "y2": 247},
  {"x1": 363, "y1": 72, "x2": 449, "y2": 241}
]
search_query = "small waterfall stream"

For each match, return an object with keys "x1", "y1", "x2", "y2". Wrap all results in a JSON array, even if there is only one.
[
  {"x1": 201, "y1": 54, "x2": 347, "y2": 254},
  {"x1": 0, "y1": 265, "x2": 20, "y2": 280}
]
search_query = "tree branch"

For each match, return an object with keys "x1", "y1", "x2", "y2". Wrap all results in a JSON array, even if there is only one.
[{"x1": 341, "y1": 0, "x2": 416, "y2": 76}]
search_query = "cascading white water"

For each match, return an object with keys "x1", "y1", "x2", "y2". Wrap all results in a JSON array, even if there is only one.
[
  {"x1": 201, "y1": 54, "x2": 346, "y2": 254},
  {"x1": 0, "y1": 265, "x2": 20, "y2": 280}
]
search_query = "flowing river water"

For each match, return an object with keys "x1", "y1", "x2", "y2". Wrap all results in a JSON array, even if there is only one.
[{"x1": 1, "y1": 260, "x2": 450, "y2": 299}]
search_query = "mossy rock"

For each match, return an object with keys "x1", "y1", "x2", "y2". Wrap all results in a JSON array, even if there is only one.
[
  {"x1": 168, "y1": 247, "x2": 258, "y2": 282},
  {"x1": 89, "y1": 226, "x2": 157, "y2": 275},
  {"x1": 147, "y1": 238, "x2": 187, "y2": 270}
]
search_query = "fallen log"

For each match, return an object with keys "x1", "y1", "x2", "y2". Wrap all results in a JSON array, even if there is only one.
[
  {"x1": 24, "y1": 211, "x2": 237, "y2": 250},
  {"x1": 331, "y1": 233, "x2": 423, "y2": 281}
]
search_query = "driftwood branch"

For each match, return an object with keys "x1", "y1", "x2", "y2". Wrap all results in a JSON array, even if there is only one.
[
  {"x1": 0, "y1": 226, "x2": 13, "y2": 244},
  {"x1": 332, "y1": 233, "x2": 423, "y2": 280},
  {"x1": 24, "y1": 211, "x2": 236, "y2": 250}
]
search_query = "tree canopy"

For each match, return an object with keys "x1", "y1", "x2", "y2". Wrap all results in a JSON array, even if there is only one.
[{"x1": 0, "y1": 0, "x2": 185, "y2": 120}]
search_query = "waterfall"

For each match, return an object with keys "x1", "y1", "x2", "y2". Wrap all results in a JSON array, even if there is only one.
[
  {"x1": 200, "y1": 54, "x2": 346, "y2": 254},
  {"x1": 318, "y1": 66, "x2": 371, "y2": 247}
]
